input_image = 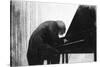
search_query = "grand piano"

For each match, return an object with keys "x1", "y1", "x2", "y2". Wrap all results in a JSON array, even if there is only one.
[
  {"x1": 57, "y1": 5, "x2": 96, "y2": 63},
  {"x1": 43, "y1": 5, "x2": 96, "y2": 64},
  {"x1": 59, "y1": 5, "x2": 96, "y2": 52}
]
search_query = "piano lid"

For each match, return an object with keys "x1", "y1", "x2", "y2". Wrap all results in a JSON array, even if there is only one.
[{"x1": 65, "y1": 5, "x2": 96, "y2": 41}]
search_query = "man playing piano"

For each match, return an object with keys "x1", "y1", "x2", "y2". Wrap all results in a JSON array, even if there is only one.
[{"x1": 27, "y1": 20, "x2": 66, "y2": 65}]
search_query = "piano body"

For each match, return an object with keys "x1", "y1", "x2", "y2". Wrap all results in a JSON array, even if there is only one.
[{"x1": 59, "y1": 5, "x2": 96, "y2": 53}]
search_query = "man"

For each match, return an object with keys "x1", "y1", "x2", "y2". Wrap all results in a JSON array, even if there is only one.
[{"x1": 27, "y1": 20, "x2": 66, "y2": 65}]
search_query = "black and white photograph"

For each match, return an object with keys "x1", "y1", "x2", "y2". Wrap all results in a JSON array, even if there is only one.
[{"x1": 10, "y1": 0, "x2": 96, "y2": 66}]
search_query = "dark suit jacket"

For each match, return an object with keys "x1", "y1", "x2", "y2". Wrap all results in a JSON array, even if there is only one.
[{"x1": 27, "y1": 21, "x2": 64, "y2": 58}]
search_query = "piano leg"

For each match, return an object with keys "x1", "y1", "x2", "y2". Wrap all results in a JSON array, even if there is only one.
[
  {"x1": 66, "y1": 53, "x2": 68, "y2": 63},
  {"x1": 43, "y1": 60, "x2": 48, "y2": 65},
  {"x1": 64, "y1": 53, "x2": 68, "y2": 63},
  {"x1": 59, "y1": 53, "x2": 68, "y2": 64},
  {"x1": 59, "y1": 53, "x2": 65, "y2": 64},
  {"x1": 62, "y1": 53, "x2": 64, "y2": 63},
  {"x1": 64, "y1": 53, "x2": 66, "y2": 63},
  {"x1": 59, "y1": 54, "x2": 62, "y2": 64}
]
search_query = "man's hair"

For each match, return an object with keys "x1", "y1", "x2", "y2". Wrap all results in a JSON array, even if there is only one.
[{"x1": 56, "y1": 20, "x2": 66, "y2": 35}]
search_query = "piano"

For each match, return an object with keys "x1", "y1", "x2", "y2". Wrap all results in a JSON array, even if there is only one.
[
  {"x1": 64, "y1": 5, "x2": 96, "y2": 53},
  {"x1": 43, "y1": 5, "x2": 96, "y2": 64}
]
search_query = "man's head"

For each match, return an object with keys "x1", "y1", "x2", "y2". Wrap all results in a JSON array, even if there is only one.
[
  {"x1": 45, "y1": 20, "x2": 66, "y2": 35},
  {"x1": 56, "y1": 20, "x2": 66, "y2": 35}
]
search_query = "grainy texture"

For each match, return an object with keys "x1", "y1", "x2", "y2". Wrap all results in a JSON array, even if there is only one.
[{"x1": 10, "y1": 0, "x2": 96, "y2": 66}]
